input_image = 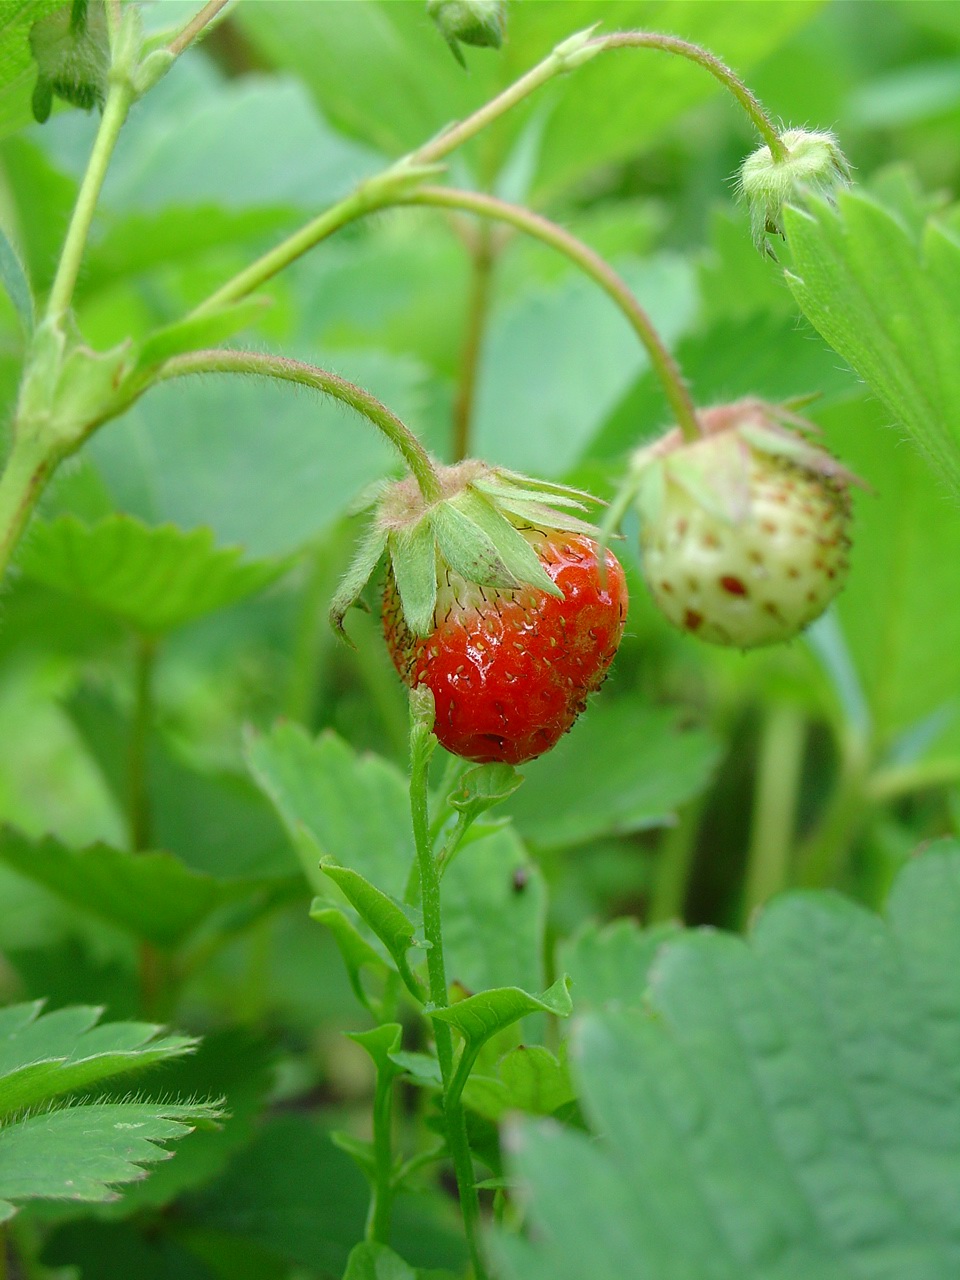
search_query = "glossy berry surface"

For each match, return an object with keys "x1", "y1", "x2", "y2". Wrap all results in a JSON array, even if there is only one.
[{"x1": 383, "y1": 531, "x2": 628, "y2": 764}]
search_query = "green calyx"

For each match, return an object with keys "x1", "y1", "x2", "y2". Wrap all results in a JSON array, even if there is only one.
[
  {"x1": 427, "y1": 0, "x2": 507, "y2": 66},
  {"x1": 329, "y1": 460, "x2": 603, "y2": 643},
  {"x1": 739, "y1": 129, "x2": 851, "y2": 253}
]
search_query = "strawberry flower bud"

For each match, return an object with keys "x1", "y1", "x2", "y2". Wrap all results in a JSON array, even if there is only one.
[
  {"x1": 630, "y1": 399, "x2": 858, "y2": 649},
  {"x1": 427, "y1": 0, "x2": 507, "y2": 66},
  {"x1": 739, "y1": 129, "x2": 851, "y2": 253},
  {"x1": 331, "y1": 460, "x2": 627, "y2": 764}
]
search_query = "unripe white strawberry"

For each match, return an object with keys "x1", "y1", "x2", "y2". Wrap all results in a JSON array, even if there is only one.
[{"x1": 632, "y1": 400, "x2": 856, "y2": 649}]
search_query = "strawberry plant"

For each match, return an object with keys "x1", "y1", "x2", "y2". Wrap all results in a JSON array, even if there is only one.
[{"x1": 0, "y1": 2, "x2": 958, "y2": 1278}]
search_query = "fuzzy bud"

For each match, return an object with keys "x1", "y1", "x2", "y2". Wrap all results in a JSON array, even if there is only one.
[
  {"x1": 427, "y1": 0, "x2": 506, "y2": 66},
  {"x1": 739, "y1": 129, "x2": 851, "y2": 253}
]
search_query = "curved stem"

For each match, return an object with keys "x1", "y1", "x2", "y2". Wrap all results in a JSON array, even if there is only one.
[
  {"x1": 157, "y1": 349, "x2": 443, "y2": 503},
  {"x1": 45, "y1": 77, "x2": 134, "y2": 320},
  {"x1": 596, "y1": 33, "x2": 786, "y2": 160},
  {"x1": 404, "y1": 186, "x2": 701, "y2": 441},
  {"x1": 409, "y1": 714, "x2": 486, "y2": 1280},
  {"x1": 167, "y1": 0, "x2": 232, "y2": 57}
]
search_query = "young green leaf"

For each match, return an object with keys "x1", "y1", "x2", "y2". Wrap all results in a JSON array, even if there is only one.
[
  {"x1": 463, "y1": 1045, "x2": 575, "y2": 1122},
  {"x1": 310, "y1": 899, "x2": 391, "y2": 1013},
  {"x1": 429, "y1": 975, "x2": 571, "y2": 1053},
  {"x1": 320, "y1": 861, "x2": 425, "y2": 1002}
]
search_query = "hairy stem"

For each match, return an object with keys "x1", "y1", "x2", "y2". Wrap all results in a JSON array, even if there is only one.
[
  {"x1": 452, "y1": 222, "x2": 496, "y2": 461},
  {"x1": 168, "y1": 0, "x2": 232, "y2": 57},
  {"x1": 158, "y1": 349, "x2": 443, "y2": 503},
  {"x1": 409, "y1": 716, "x2": 486, "y2": 1280},
  {"x1": 404, "y1": 186, "x2": 701, "y2": 441},
  {"x1": 742, "y1": 705, "x2": 806, "y2": 921},
  {"x1": 0, "y1": 435, "x2": 55, "y2": 583},
  {"x1": 596, "y1": 32, "x2": 787, "y2": 159},
  {"x1": 45, "y1": 77, "x2": 133, "y2": 320}
]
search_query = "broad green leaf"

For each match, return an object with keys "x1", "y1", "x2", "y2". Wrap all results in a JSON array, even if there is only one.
[
  {"x1": 430, "y1": 976, "x2": 572, "y2": 1053},
  {"x1": 0, "y1": 1, "x2": 64, "y2": 143},
  {"x1": 463, "y1": 1045, "x2": 574, "y2": 1123},
  {"x1": 0, "y1": 220, "x2": 32, "y2": 331},
  {"x1": 442, "y1": 826, "x2": 546, "y2": 998},
  {"x1": 67, "y1": 685, "x2": 297, "y2": 881},
  {"x1": 86, "y1": 348, "x2": 429, "y2": 557},
  {"x1": 0, "y1": 1001, "x2": 194, "y2": 1121},
  {"x1": 0, "y1": 1100, "x2": 221, "y2": 1214},
  {"x1": 473, "y1": 254, "x2": 697, "y2": 477},
  {"x1": 246, "y1": 723, "x2": 413, "y2": 898},
  {"x1": 820, "y1": 396, "x2": 960, "y2": 741},
  {"x1": 504, "y1": 697, "x2": 720, "y2": 848},
  {"x1": 785, "y1": 190, "x2": 960, "y2": 500},
  {"x1": 17, "y1": 516, "x2": 286, "y2": 635},
  {"x1": 0, "y1": 827, "x2": 255, "y2": 948},
  {"x1": 494, "y1": 845, "x2": 960, "y2": 1280},
  {"x1": 319, "y1": 861, "x2": 424, "y2": 1002},
  {"x1": 558, "y1": 918, "x2": 681, "y2": 1012}
]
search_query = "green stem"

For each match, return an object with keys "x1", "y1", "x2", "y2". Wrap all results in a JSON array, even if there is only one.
[
  {"x1": 796, "y1": 730, "x2": 870, "y2": 890},
  {"x1": 129, "y1": 634, "x2": 156, "y2": 854},
  {"x1": 596, "y1": 32, "x2": 787, "y2": 160},
  {"x1": 45, "y1": 78, "x2": 134, "y2": 320},
  {"x1": 742, "y1": 705, "x2": 806, "y2": 922},
  {"x1": 167, "y1": 0, "x2": 232, "y2": 56},
  {"x1": 452, "y1": 221, "x2": 497, "y2": 462},
  {"x1": 0, "y1": 434, "x2": 55, "y2": 582},
  {"x1": 403, "y1": 186, "x2": 701, "y2": 441},
  {"x1": 157, "y1": 349, "x2": 443, "y2": 503},
  {"x1": 867, "y1": 757, "x2": 960, "y2": 803},
  {"x1": 367, "y1": 1067, "x2": 395, "y2": 1243},
  {"x1": 409, "y1": 713, "x2": 486, "y2": 1280},
  {"x1": 647, "y1": 800, "x2": 702, "y2": 924}
]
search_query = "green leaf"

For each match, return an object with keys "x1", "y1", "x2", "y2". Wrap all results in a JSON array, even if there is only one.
[
  {"x1": 448, "y1": 762, "x2": 522, "y2": 820},
  {"x1": 442, "y1": 825, "x2": 546, "y2": 998},
  {"x1": 347, "y1": 1023, "x2": 403, "y2": 1079},
  {"x1": 0, "y1": 1001, "x2": 195, "y2": 1121},
  {"x1": 343, "y1": 1241, "x2": 457, "y2": 1280},
  {"x1": 558, "y1": 918, "x2": 681, "y2": 1012},
  {"x1": 246, "y1": 723, "x2": 413, "y2": 899},
  {"x1": 319, "y1": 861, "x2": 425, "y2": 1003},
  {"x1": 310, "y1": 900, "x2": 390, "y2": 1013},
  {"x1": 389, "y1": 517, "x2": 438, "y2": 637},
  {"x1": 0, "y1": 1100, "x2": 221, "y2": 1214},
  {"x1": 818, "y1": 396, "x2": 960, "y2": 740},
  {"x1": 133, "y1": 297, "x2": 271, "y2": 372},
  {"x1": 0, "y1": 2, "x2": 64, "y2": 143},
  {"x1": 493, "y1": 845, "x2": 960, "y2": 1280},
  {"x1": 17, "y1": 516, "x2": 287, "y2": 635},
  {"x1": 463, "y1": 1045, "x2": 575, "y2": 1123},
  {"x1": 504, "y1": 697, "x2": 720, "y2": 848},
  {"x1": 0, "y1": 827, "x2": 257, "y2": 948},
  {"x1": 0, "y1": 220, "x2": 32, "y2": 332},
  {"x1": 87, "y1": 349, "x2": 428, "y2": 557},
  {"x1": 785, "y1": 189, "x2": 960, "y2": 500},
  {"x1": 430, "y1": 976, "x2": 571, "y2": 1053}
]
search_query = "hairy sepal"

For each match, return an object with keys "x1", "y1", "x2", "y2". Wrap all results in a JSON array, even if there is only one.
[
  {"x1": 389, "y1": 519, "x2": 438, "y2": 638},
  {"x1": 451, "y1": 490, "x2": 561, "y2": 598},
  {"x1": 329, "y1": 521, "x2": 388, "y2": 644}
]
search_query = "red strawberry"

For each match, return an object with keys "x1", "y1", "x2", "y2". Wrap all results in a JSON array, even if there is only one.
[
  {"x1": 330, "y1": 460, "x2": 628, "y2": 765},
  {"x1": 383, "y1": 528, "x2": 627, "y2": 764}
]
